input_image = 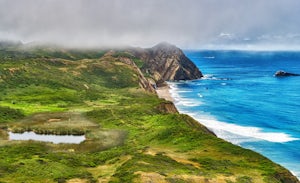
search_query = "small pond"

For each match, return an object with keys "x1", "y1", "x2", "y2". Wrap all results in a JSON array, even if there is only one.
[{"x1": 9, "y1": 131, "x2": 85, "y2": 144}]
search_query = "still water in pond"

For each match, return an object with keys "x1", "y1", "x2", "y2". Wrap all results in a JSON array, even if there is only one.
[{"x1": 9, "y1": 131, "x2": 85, "y2": 144}]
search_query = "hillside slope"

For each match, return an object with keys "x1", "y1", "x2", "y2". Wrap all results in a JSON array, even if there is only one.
[
  {"x1": 0, "y1": 42, "x2": 298, "y2": 183},
  {"x1": 128, "y1": 42, "x2": 203, "y2": 85}
]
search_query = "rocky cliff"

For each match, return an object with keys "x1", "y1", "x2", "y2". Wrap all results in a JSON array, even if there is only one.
[
  {"x1": 117, "y1": 55, "x2": 156, "y2": 93},
  {"x1": 130, "y1": 42, "x2": 203, "y2": 85}
]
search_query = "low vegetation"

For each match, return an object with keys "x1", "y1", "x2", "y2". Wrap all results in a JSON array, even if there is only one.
[
  {"x1": 0, "y1": 106, "x2": 24, "y2": 123},
  {"x1": 0, "y1": 44, "x2": 298, "y2": 183}
]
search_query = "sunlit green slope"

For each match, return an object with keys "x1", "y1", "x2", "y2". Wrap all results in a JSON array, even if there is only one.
[{"x1": 0, "y1": 44, "x2": 298, "y2": 183}]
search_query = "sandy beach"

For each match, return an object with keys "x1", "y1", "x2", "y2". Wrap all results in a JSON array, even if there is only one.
[{"x1": 156, "y1": 86, "x2": 174, "y2": 102}]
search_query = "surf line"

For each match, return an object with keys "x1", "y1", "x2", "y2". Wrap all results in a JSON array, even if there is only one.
[{"x1": 168, "y1": 82, "x2": 299, "y2": 144}]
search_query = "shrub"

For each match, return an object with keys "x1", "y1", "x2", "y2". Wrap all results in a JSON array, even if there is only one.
[{"x1": 0, "y1": 106, "x2": 24, "y2": 123}]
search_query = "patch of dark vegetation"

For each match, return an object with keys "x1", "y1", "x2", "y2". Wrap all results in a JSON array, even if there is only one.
[
  {"x1": 0, "y1": 44, "x2": 106, "y2": 61},
  {"x1": 0, "y1": 106, "x2": 24, "y2": 123},
  {"x1": 190, "y1": 157, "x2": 235, "y2": 175},
  {"x1": 112, "y1": 51, "x2": 135, "y2": 59},
  {"x1": 166, "y1": 177, "x2": 187, "y2": 183},
  {"x1": 112, "y1": 153, "x2": 199, "y2": 182},
  {"x1": 236, "y1": 176, "x2": 253, "y2": 183}
]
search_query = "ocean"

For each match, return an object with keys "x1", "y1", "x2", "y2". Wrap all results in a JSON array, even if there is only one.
[{"x1": 169, "y1": 50, "x2": 300, "y2": 179}]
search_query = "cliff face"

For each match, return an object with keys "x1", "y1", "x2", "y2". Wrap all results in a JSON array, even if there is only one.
[
  {"x1": 130, "y1": 42, "x2": 203, "y2": 85},
  {"x1": 117, "y1": 56, "x2": 155, "y2": 93}
]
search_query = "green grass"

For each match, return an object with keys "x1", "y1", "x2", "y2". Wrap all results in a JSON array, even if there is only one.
[
  {"x1": 0, "y1": 106, "x2": 24, "y2": 123},
  {"x1": 0, "y1": 143, "x2": 94, "y2": 183},
  {"x1": 0, "y1": 102, "x2": 67, "y2": 115},
  {"x1": 0, "y1": 45, "x2": 298, "y2": 183}
]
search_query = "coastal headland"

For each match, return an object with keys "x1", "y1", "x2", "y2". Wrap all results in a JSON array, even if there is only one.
[{"x1": 0, "y1": 41, "x2": 298, "y2": 182}]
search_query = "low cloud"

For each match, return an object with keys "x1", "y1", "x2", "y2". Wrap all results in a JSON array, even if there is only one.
[{"x1": 1, "y1": 0, "x2": 300, "y2": 49}]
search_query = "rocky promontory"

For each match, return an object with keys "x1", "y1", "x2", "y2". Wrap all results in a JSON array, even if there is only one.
[{"x1": 130, "y1": 42, "x2": 203, "y2": 85}]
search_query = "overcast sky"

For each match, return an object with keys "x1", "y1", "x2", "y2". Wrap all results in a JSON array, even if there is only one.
[{"x1": 1, "y1": 0, "x2": 300, "y2": 49}]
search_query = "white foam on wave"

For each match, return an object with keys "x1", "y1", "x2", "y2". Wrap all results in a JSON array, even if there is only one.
[
  {"x1": 185, "y1": 112, "x2": 299, "y2": 144},
  {"x1": 197, "y1": 93, "x2": 203, "y2": 98},
  {"x1": 291, "y1": 171, "x2": 300, "y2": 179},
  {"x1": 168, "y1": 84, "x2": 183, "y2": 100},
  {"x1": 176, "y1": 100, "x2": 203, "y2": 107},
  {"x1": 169, "y1": 83, "x2": 202, "y2": 107},
  {"x1": 203, "y1": 56, "x2": 215, "y2": 59},
  {"x1": 202, "y1": 74, "x2": 214, "y2": 79},
  {"x1": 168, "y1": 82, "x2": 299, "y2": 143},
  {"x1": 168, "y1": 84, "x2": 193, "y2": 93},
  {"x1": 171, "y1": 93, "x2": 203, "y2": 107},
  {"x1": 202, "y1": 74, "x2": 229, "y2": 81}
]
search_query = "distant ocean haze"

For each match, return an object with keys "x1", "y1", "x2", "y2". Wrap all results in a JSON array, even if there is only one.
[{"x1": 170, "y1": 50, "x2": 300, "y2": 179}]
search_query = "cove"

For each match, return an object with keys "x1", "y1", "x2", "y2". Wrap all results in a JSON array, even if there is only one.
[{"x1": 8, "y1": 131, "x2": 85, "y2": 144}]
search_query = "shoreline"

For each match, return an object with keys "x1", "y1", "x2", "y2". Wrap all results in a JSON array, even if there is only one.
[
  {"x1": 155, "y1": 85, "x2": 174, "y2": 102},
  {"x1": 155, "y1": 84, "x2": 300, "y2": 181}
]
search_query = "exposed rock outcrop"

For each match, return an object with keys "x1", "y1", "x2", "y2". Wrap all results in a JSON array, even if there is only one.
[
  {"x1": 275, "y1": 70, "x2": 300, "y2": 77},
  {"x1": 130, "y1": 42, "x2": 203, "y2": 85},
  {"x1": 118, "y1": 56, "x2": 155, "y2": 93},
  {"x1": 157, "y1": 101, "x2": 178, "y2": 114}
]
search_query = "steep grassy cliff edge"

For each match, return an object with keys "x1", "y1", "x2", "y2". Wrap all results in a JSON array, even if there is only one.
[{"x1": 0, "y1": 41, "x2": 298, "y2": 183}]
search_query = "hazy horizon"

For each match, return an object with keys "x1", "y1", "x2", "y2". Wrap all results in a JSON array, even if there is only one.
[{"x1": 1, "y1": 0, "x2": 300, "y2": 50}]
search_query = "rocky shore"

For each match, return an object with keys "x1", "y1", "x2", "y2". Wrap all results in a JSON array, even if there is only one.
[{"x1": 145, "y1": 43, "x2": 299, "y2": 182}]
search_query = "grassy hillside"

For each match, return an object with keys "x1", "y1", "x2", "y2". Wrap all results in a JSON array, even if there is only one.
[{"x1": 0, "y1": 45, "x2": 298, "y2": 183}]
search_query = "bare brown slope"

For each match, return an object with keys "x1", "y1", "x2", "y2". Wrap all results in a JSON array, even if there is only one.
[{"x1": 130, "y1": 42, "x2": 203, "y2": 85}]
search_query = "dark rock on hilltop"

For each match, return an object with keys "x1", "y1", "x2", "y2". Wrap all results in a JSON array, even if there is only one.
[
  {"x1": 275, "y1": 70, "x2": 300, "y2": 77},
  {"x1": 130, "y1": 42, "x2": 203, "y2": 85}
]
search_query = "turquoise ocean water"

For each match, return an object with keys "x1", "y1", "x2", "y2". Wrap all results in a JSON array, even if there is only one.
[{"x1": 170, "y1": 50, "x2": 300, "y2": 178}]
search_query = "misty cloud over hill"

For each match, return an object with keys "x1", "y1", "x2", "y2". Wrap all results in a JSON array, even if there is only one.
[{"x1": 1, "y1": 0, "x2": 300, "y2": 49}]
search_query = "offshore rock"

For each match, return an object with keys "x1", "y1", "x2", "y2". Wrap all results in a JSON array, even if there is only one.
[{"x1": 275, "y1": 70, "x2": 300, "y2": 77}]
